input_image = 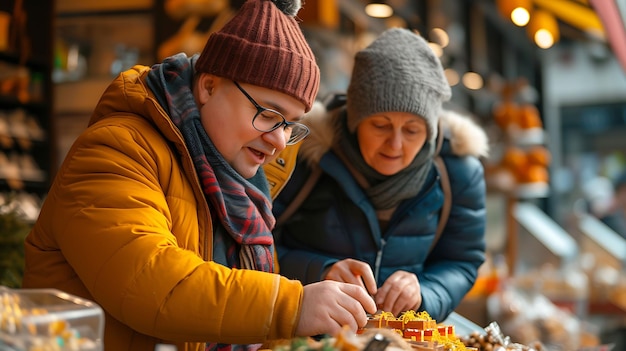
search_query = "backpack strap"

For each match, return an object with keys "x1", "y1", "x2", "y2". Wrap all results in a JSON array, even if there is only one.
[
  {"x1": 430, "y1": 156, "x2": 451, "y2": 254},
  {"x1": 276, "y1": 166, "x2": 322, "y2": 227},
  {"x1": 427, "y1": 121, "x2": 452, "y2": 254}
]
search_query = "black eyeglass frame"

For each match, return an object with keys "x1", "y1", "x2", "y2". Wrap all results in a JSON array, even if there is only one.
[{"x1": 233, "y1": 81, "x2": 310, "y2": 145}]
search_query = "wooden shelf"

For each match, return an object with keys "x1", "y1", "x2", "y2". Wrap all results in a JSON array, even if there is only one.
[
  {"x1": 52, "y1": 2, "x2": 157, "y2": 163},
  {"x1": 54, "y1": 77, "x2": 113, "y2": 115},
  {"x1": 56, "y1": 0, "x2": 153, "y2": 15},
  {"x1": 0, "y1": 1, "x2": 54, "y2": 196}
]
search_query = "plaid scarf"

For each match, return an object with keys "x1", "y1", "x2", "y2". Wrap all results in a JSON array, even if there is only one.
[{"x1": 146, "y1": 53, "x2": 276, "y2": 275}]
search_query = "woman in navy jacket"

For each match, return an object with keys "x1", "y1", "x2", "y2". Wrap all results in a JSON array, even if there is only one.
[{"x1": 270, "y1": 28, "x2": 489, "y2": 322}]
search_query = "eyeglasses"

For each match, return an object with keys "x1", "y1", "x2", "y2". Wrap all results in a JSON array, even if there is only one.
[{"x1": 233, "y1": 81, "x2": 310, "y2": 145}]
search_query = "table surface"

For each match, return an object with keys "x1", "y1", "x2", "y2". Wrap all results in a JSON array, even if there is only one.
[{"x1": 442, "y1": 312, "x2": 485, "y2": 336}]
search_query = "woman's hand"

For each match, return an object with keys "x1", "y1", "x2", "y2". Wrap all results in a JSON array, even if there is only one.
[
  {"x1": 323, "y1": 258, "x2": 377, "y2": 296},
  {"x1": 296, "y1": 280, "x2": 377, "y2": 337},
  {"x1": 375, "y1": 270, "x2": 421, "y2": 316}
]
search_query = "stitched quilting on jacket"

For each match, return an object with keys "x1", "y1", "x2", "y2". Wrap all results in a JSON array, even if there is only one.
[
  {"x1": 22, "y1": 65, "x2": 303, "y2": 351},
  {"x1": 268, "y1": 101, "x2": 489, "y2": 322}
]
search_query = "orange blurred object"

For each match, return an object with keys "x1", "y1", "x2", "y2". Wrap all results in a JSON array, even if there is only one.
[
  {"x1": 492, "y1": 101, "x2": 518, "y2": 129},
  {"x1": 501, "y1": 146, "x2": 528, "y2": 176},
  {"x1": 524, "y1": 164, "x2": 550, "y2": 183},
  {"x1": 466, "y1": 275, "x2": 489, "y2": 298},
  {"x1": 517, "y1": 104, "x2": 543, "y2": 129},
  {"x1": 527, "y1": 146, "x2": 552, "y2": 167}
]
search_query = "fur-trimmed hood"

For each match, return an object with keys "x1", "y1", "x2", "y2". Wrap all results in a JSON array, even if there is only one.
[{"x1": 298, "y1": 100, "x2": 489, "y2": 167}]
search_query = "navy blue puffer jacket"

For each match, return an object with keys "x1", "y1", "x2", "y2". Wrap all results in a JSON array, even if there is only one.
[{"x1": 271, "y1": 104, "x2": 489, "y2": 322}]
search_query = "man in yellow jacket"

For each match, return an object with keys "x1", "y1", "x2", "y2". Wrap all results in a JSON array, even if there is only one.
[{"x1": 21, "y1": 0, "x2": 376, "y2": 350}]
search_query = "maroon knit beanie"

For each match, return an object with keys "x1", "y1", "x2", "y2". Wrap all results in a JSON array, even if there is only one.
[{"x1": 195, "y1": 0, "x2": 320, "y2": 112}]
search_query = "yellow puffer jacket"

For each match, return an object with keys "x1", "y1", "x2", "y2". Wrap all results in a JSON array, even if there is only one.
[{"x1": 22, "y1": 65, "x2": 303, "y2": 351}]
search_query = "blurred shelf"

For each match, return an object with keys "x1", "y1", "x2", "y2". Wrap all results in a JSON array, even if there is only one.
[
  {"x1": 516, "y1": 182, "x2": 550, "y2": 199},
  {"x1": 0, "y1": 96, "x2": 47, "y2": 111},
  {"x1": 508, "y1": 127, "x2": 546, "y2": 146},
  {"x1": 0, "y1": 51, "x2": 50, "y2": 69},
  {"x1": 589, "y1": 300, "x2": 626, "y2": 315},
  {"x1": 0, "y1": 0, "x2": 54, "y2": 199},
  {"x1": 54, "y1": 77, "x2": 113, "y2": 115},
  {"x1": 56, "y1": 0, "x2": 153, "y2": 15},
  {"x1": 53, "y1": 2, "x2": 157, "y2": 164}
]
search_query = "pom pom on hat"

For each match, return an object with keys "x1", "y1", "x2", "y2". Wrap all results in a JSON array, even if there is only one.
[
  {"x1": 346, "y1": 28, "x2": 451, "y2": 142},
  {"x1": 195, "y1": 0, "x2": 320, "y2": 112}
]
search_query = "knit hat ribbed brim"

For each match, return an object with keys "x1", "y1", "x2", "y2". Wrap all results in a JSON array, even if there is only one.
[
  {"x1": 347, "y1": 28, "x2": 451, "y2": 143},
  {"x1": 195, "y1": 0, "x2": 320, "y2": 112}
]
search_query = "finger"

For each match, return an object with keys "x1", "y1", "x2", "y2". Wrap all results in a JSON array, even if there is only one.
[
  {"x1": 324, "y1": 312, "x2": 347, "y2": 336},
  {"x1": 374, "y1": 281, "x2": 390, "y2": 308},
  {"x1": 344, "y1": 260, "x2": 373, "y2": 290},
  {"x1": 329, "y1": 260, "x2": 376, "y2": 292},
  {"x1": 328, "y1": 268, "x2": 366, "y2": 289},
  {"x1": 342, "y1": 283, "x2": 377, "y2": 316},
  {"x1": 395, "y1": 276, "x2": 421, "y2": 312},
  {"x1": 358, "y1": 267, "x2": 377, "y2": 296},
  {"x1": 383, "y1": 286, "x2": 404, "y2": 315},
  {"x1": 391, "y1": 292, "x2": 414, "y2": 316},
  {"x1": 398, "y1": 280, "x2": 422, "y2": 311},
  {"x1": 388, "y1": 280, "x2": 419, "y2": 315},
  {"x1": 330, "y1": 308, "x2": 359, "y2": 332},
  {"x1": 331, "y1": 295, "x2": 365, "y2": 331},
  {"x1": 377, "y1": 276, "x2": 405, "y2": 314}
]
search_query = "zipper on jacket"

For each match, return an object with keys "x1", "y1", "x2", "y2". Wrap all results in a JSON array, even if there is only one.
[
  {"x1": 374, "y1": 238, "x2": 386, "y2": 282},
  {"x1": 376, "y1": 170, "x2": 442, "y2": 276}
]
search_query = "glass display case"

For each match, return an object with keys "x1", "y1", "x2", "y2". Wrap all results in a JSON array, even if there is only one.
[{"x1": 0, "y1": 286, "x2": 104, "y2": 351}]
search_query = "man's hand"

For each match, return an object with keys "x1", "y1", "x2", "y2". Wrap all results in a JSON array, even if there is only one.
[{"x1": 296, "y1": 280, "x2": 377, "y2": 337}]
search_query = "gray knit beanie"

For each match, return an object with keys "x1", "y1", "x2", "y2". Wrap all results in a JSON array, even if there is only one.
[{"x1": 347, "y1": 28, "x2": 451, "y2": 143}]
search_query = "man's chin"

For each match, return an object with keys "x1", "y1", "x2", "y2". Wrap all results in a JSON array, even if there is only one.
[{"x1": 239, "y1": 165, "x2": 260, "y2": 180}]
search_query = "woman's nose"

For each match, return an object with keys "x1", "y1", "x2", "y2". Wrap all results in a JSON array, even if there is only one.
[{"x1": 387, "y1": 130, "x2": 403, "y2": 150}]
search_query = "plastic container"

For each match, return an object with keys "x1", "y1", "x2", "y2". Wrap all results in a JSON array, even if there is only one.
[{"x1": 0, "y1": 286, "x2": 104, "y2": 351}]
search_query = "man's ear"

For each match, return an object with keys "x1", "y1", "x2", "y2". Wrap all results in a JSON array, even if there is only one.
[{"x1": 196, "y1": 73, "x2": 216, "y2": 104}]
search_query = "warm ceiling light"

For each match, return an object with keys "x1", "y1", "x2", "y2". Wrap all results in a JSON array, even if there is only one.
[
  {"x1": 527, "y1": 10, "x2": 560, "y2": 49},
  {"x1": 430, "y1": 28, "x2": 450, "y2": 48},
  {"x1": 496, "y1": 0, "x2": 532, "y2": 26},
  {"x1": 365, "y1": 2, "x2": 393, "y2": 18},
  {"x1": 428, "y1": 42, "x2": 443, "y2": 58},
  {"x1": 462, "y1": 72, "x2": 484, "y2": 90},
  {"x1": 444, "y1": 68, "x2": 460, "y2": 86},
  {"x1": 511, "y1": 7, "x2": 531, "y2": 26}
]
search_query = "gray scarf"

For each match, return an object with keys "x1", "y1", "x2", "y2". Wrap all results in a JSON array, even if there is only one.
[{"x1": 335, "y1": 109, "x2": 434, "y2": 210}]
